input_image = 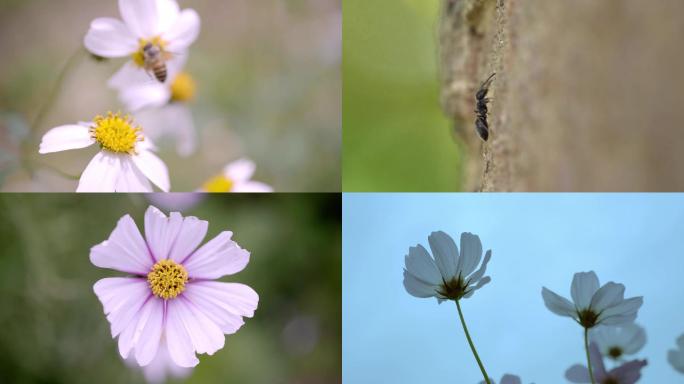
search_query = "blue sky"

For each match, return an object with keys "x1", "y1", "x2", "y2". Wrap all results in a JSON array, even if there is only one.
[{"x1": 342, "y1": 193, "x2": 684, "y2": 383}]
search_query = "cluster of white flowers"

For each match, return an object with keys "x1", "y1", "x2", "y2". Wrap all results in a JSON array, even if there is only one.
[{"x1": 38, "y1": 0, "x2": 271, "y2": 192}]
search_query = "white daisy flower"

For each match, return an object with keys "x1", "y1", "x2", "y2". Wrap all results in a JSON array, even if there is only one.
[
  {"x1": 403, "y1": 231, "x2": 492, "y2": 302},
  {"x1": 541, "y1": 271, "x2": 643, "y2": 329},
  {"x1": 84, "y1": 0, "x2": 200, "y2": 85},
  {"x1": 200, "y1": 158, "x2": 273, "y2": 193},
  {"x1": 38, "y1": 112, "x2": 170, "y2": 192},
  {"x1": 591, "y1": 323, "x2": 646, "y2": 360},
  {"x1": 668, "y1": 334, "x2": 684, "y2": 374}
]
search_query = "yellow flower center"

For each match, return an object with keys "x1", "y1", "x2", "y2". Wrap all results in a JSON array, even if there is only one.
[
  {"x1": 202, "y1": 175, "x2": 235, "y2": 192},
  {"x1": 90, "y1": 112, "x2": 143, "y2": 154},
  {"x1": 147, "y1": 259, "x2": 188, "y2": 300},
  {"x1": 132, "y1": 36, "x2": 168, "y2": 68},
  {"x1": 171, "y1": 72, "x2": 196, "y2": 102}
]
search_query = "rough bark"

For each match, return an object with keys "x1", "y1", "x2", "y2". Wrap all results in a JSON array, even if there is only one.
[{"x1": 440, "y1": 0, "x2": 684, "y2": 191}]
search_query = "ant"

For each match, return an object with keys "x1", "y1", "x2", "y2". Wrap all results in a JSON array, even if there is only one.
[{"x1": 475, "y1": 72, "x2": 495, "y2": 141}]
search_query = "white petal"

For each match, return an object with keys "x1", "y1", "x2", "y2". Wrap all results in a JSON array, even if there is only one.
[
  {"x1": 109, "y1": 61, "x2": 155, "y2": 89},
  {"x1": 77, "y1": 151, "x2": 122, "y2": 192},
  {"x1": 427, "y1": 231, "x2": 458, "y2": 280},
  {"x1": 38, "y1": 124, "x2": 94, "y2": 154},
  {"x1": 589, "y1": 282, "x2": 625, "y2": 312},
  {"x1": 466, "y1": 249, "x2": 491, "y2": 283},
  {"x1": 117, "y1": 158, "x2": 154, "y2": 192},
  {"x1": 404, "y1": 245, "x2": 442, "y2": 286},
  {"x1": 622, "y1": 324, "x2": 647, "y2": 354},
  {"x1": 163, "y1": 9, "x2": 200, "y2": 52},
  {"x1": 598, "y1": 297, "x2": 643, "y2": 324},
  {"x1": 500, "y1": 375, "x2": 522, "y2": 384},
  {"x1": 542, "y1": 287, "x2": 577, "y2": 318},
  {"x1": 231, "y1": 181, "x2": 273, "y2": 193},
  {"x1": 132, "y1": 149, "x2": 170, "y2": 192},
  {"x1": 144, "y1": 206, "x2": 183, "y2": 262},
  {"x1": 133, "y1": 298, "x2": 165, "y2": 366},
  {"x1": 90, "y1": 213, "x2": 154, "y2": 274},
  {"x1": 84, "y1": 17, "x2": 137, "y2": 57},
  {"x1": 565, "y1": 364, "x2": 591, "y2": 383},
  {"x1": 156, "y1": 0, "x2": 181, "y2": 33},
  {"x1": 165, "y1": 301, "x2": 200, "y2": 367},
  {"x1": 669, "y1": 349, "x2": 684, "y2": 372},
  {"x1": 181, "y1": 231, "x2": 250, "y2": 279},
  {"x1": 463, "y1": 276, "x2": 490, "y2": 298},
  {"x1": 457, "y1": 232, "x2": 482, "y2": 278},
  {"x1": 119, "y1": 0, "x2": 160, "y2": 37},
  {"x1": 403, "y1": 269, "x2": 439, "y2": 298},
  {"x1": 571, "y1": 271, "x2": 600, "y2": 310},
  {"x1": 170, "y1": 298, "x2": 225, "y2": 355},
  {"x1": 135, "y1": 104, "x2": 196, "y2": 156},
  {"x1": 223, "y1": 158, "x2": 256, "y2": 183},
  {"x1": 167, "y1": 215, "x2": 208, "y2": 263}
]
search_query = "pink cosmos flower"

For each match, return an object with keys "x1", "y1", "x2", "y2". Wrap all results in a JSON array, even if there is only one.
[{"x1": 91, "y1": 206, "x2": 259, "y2": 367}]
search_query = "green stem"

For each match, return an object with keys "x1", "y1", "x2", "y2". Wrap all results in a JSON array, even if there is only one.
[
  {"x1": 455, "y1": 300, "x2": 490, "y2": 384},
  {"x1": 585, "y1": 327, "x2": 596, "y2": 384}
]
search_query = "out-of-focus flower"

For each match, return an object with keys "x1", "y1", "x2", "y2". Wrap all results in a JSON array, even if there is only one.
[
  {"x1": 403, "y1": 231, "x2": 491, "y2": 302},
  {"x1": 91, "y1": 206, "x2": 259, "y2": 367},
  {"x1": 541, "y1": 271, "x2": 643, "y2": 329},
  {"x1": 200, "y1": 158, "x2": 273, "y2": 193},
  {"x1": 84, "y1": 0, "x2": 200, "y2": 87},
  {"x1": 566, "y1": 342, "x2": 647, "y2": 384},
  {"x1": 146, "y1": 193, "x2": 204, "y2": 212},
  {"x1": 668, "y1": 334, "x2": 684, "y2": 374},
  {"x1": 38, "y1": 112, "x2": 169, "y2": 192},
  {"x1": 592, "y1": 324, "x2": 646, "y2": 360},
  {"x1": 126, "y1": 339, "x2": 192, "y2": 384},
  {"x1": 480, "y1": 374, "x2": 524, "y2": 384}
]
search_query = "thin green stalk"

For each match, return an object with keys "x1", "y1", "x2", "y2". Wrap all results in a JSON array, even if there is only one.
[
  {"x1": 585, "y1": 327, "x2": 596, "y2": 384},
  {"x1": 455, "y1": 300, "x2": 490, "y2": 384}
]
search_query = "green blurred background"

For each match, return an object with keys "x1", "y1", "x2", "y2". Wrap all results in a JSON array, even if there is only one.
[
  {"x1": 0, "y1": 194, "x2": 340, "y2": 383},
  {"x1": 0, "y1": 0, "x2": 340, "y2": 192},
  {"x1": 343, "y1": 0, "x2": 462, "y2": 191}
]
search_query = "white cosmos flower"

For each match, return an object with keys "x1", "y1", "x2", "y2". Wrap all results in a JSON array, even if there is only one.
[
  {"x1": 200, "y1": 158, "x2": 273, "y2": 193},
  {"x1": 542, "y1": 271, "x2": 643, "y2": 329},
  {"x1": 38, "y1": 112, "x2": 169, "y2": 192},
  {"x1": 84, "y1": 0, "x2": 200, "y2": 86},
  {"x1": 591, "y1": 323, "x2": 646, "y2": 360},
  {"x1": 668, "y1": 334, "x2": 684, "y2": 374},
  {"x1": 403, "y1": 231, "x2": 492, "y2": 302}
]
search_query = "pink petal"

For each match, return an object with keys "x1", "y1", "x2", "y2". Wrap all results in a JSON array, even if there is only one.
[
  {"x1": 133, "y1": 298, "x2": 165, "y2": 366},
  {"x1": 93, "y1": 277, "x2": 150, "y2": 338},
  {"x1": 118, "y1": 295, "x2": 152, "y2": 359},
  {"x1": 169, "y1": 298, "x2": 225, "y2": 355},
  {"x1": 183, "y1": 281, "x2": 258, "y2": 334},
  {"x1": 165, "y1": 300, "x2": 200, "y2": 367},
  {"x1": 90, "y1": 214, "x2": 154, "y2": 274},
  {"x1": 168, "y1": 215, "x2": 208, "y2": 263},
  {"x1": 144, "y1": 206, "x2": 183, "y2": 261},
  {"x1": 181, "y1": 231, "x2": 250, "y2": 279}
]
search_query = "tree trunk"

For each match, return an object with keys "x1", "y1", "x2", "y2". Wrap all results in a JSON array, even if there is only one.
[{"x1": 439, "y1": 0, "x2": 684, "y2": 191}]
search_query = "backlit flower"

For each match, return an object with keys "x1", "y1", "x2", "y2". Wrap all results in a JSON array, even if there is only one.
[
  {"x1": 84, "y1": 0, "x2": 200, "y2": 86},
  {"x1": 566, "y1": 342, "x2": 647, "y2": 384},
  {"x1": 38, "y1": 112, "x2": 169, "y2": 192},
  {"x1": 200, "y1": 158, "x2": 273, "y2": 193},
  {"x1": 403, "y1": 231, "x2": 492, "y2": 302},
  {"x1": 541, "y1": 271, "x2": 643, "y2": 329},
  {"x1": 480, "y1": 374, "x2": 523, "y2": 384},
  {"x1": 591, "y1": 323, "x2": 646, "y2": 360},
  {"x1": 668, "y1": 333, "x2": 684, "y2": 374},
  {"x1": 91, "y1": 206, "x2": 259, "y2": 367}
]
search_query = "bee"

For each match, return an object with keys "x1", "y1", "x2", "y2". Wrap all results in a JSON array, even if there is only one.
[
  {"x1": 142, "y1": 42, "x2": 173, "y2": 83},
  {"x1": 474, "y1": 72, "x2": 495, "y2": 141}
]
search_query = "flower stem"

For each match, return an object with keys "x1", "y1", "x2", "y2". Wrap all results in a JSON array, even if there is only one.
[
  {"x1": 584, "y1": 327, "x2": 596, "y2": 384},
  {"x1": 455, "y1": 300, "x2": 490, "y2": 384}
]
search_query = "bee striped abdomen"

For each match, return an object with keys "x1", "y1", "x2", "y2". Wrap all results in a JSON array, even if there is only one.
[{"x1": 153, "y1": 65, "x2": 167, "y2": 83}]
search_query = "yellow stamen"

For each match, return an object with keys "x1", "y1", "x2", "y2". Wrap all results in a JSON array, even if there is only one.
[
  {"x1": 90, "y1": 112, "x2": 143, "y2": 154},
  {"x1": 147, "y1": 259, "x2": 188, "y2": 300},
  {"x1": 202, "y1": 175, "x2": 235, "y2": 192},
  {"x1": 132, "y1": 36, "x2": 168, "y2": 68},
  {"x1": 171, "y1": 72, "x2": 196, "y2": 102}
]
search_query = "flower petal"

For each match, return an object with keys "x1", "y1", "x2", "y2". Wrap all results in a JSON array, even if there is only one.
[
  {"x1": 169, "y1": 297, "x2": 225, "y2": 355},
  {"x1": 133, "y1": 297, "x2": 165, "y2": 366},
  {"x1": 132, "y1": 149, "x2": 170, "y2": 192},
  {"x1": 232, "y1": 181, "x2": 273, "y2": 193},
  {"x1": 590, "y1": 282, "x2": 625, "y2": 312},
  {"x1": 598, "y1": 297, "x2": 643, "y2": 325},
  {"x1": 119, "y1": 0, "x2": 160, "y2": 37},
  {"x1": 93, "y1": 277, "x2": 150, "y2": 337},
  {"x1": 457, "y1": 232, "x2": 482, "y2": 278},
  {"x1": 163, "y1": 9, "x2": 200, "y2": 52},
  {"x1": 542, "y1": 287, "x2": 577, "y2": 318},
  {"x1": 117, "y1": 295, "x2": 152, "y2": 359},
  {"x1": 84, "y1": 17, "x2": 137, "y2": 57},
  {"x1": 565, "y1": 364, "x2": 591, "y2": 383},
  {"x1": 223, "y1": 158, "x2": 256, "y2": 183},
  {"x1": 404, "y1": 245, "x2": 442, "y2": 286},
  {"x1": 167, "y1": 215, "x2": 208, "y2": 263},
  {"x1": 165, "y1": 301, "x2": 199, "y2": 367},
  {"x1": 466, "y1": 249, "x2": 491, "y2": 283},
  {"x1": 77, "y1": 151, "x2": 122, "y2": 192},
  {"x1": 117, "y1": 158, "x2": 154, "y2": 192},
  {"x1": 403, "y1": 270, "x2": 439, "y2": 298},
  {"x1": 182, "y1": 281, "x2": 258, "y2": 334},
  {"x1": 669, "y1": 349, "x2": 684, "y2": 373},
  {"x1": 609, "y1": 359, "x2": 647, "y2": 382},
  {"x1": 181, "y1": 231, "x2": 250, "y2": 279},
  {"x1": 90, "y1": 214, "x2": 153, "y2": 274},
  {"x1": 571, "y1": 271, "x2": 600, "y2": 310},
  {"x1": 463, "y1": 276, "x2": 490, "y2": 298},
  {"x1": 427, "y1": 231, "x2": 458, "y2": 280},
  {"x1": 500, "y1": 375, "x2": 522, "y2": 384},
  {"x1": 144, "y1": 205, "x2": 183, "y2": 261},
  {"x1": 38, "y1": 124, "x2": 94, "y2": 154}
]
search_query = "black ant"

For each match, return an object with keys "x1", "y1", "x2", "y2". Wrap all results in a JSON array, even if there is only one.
[{"x1": 475, "y1": 73, "x2": 495, "y2": 141}]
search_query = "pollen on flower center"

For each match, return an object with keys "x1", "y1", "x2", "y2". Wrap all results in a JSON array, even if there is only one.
[
  {"x1": 90, "y1": 112, "x2": 143, "y2": 154},
  {"x1": 132, "y1": 36, "x2": 167, "y2": 67},
  {"x1": 147, "y1": 259, "x2": 189, "y2": 300},
  {"x1": 171, "y1": 72, "x2": 196, "y2": 102},
  {"x1": 202, "y1": 175, "x2": 234, "y2": 192}
]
